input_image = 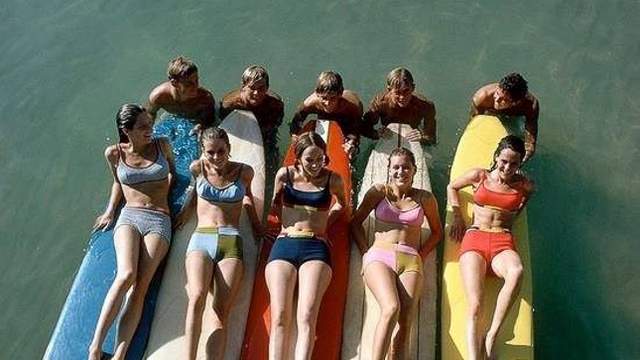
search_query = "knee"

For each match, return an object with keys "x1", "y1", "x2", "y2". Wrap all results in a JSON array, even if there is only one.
[
  {"x1": 271, "y1": 308, "x2": 289, "y2": 329},
  {"x1": 380, "y1": 301, "x2": 400, "y2": 322},
  {"x1": 297, "y1": 308, "x2": 319, "y2": 330},
  {"x1": 186, "y1": 288, "x2": 208, "y2": 309},
  {"x1": 506, "y1": 264, "x2": 524, "y2": 284},
  {"x1": 114, "y1": 270, "x2": 136, "y2": 289}
]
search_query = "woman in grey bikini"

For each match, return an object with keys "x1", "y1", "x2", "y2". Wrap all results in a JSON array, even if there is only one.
[{"x1": 89, "y1": 104, "x2": 176, "y2": 360}]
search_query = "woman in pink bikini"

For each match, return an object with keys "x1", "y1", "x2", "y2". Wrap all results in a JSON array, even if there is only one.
[
  {"x1": 448, "y1": 135, "x2": 534, "y2": 360},
  {"x1": 351, "y1": 147, "x2": 442, "y2": 360}
]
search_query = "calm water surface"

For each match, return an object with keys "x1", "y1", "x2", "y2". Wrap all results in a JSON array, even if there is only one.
[{"x1": 0, "y1": 1, "x2": 638, "y2": 358}]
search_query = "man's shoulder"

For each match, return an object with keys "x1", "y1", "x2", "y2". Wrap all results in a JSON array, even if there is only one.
[
  {"x1": 412, "y1": 93, "x2": 435, "y2": 108},
  {"x1": 472, "y1": 83, "x2": 497, "y2": 107},
  {"x1": 149, "y1": 82, "x2": 174, "y2": 104},
  {"x1": 221, "y1": 88, "x2": 242, "y2": 107}
]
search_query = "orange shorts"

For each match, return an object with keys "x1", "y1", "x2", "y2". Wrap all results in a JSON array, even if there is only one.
[{"x1": 459, "y1": 228, "x2": 516, "y2": 267}]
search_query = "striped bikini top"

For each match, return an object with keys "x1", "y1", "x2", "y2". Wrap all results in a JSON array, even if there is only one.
[
  {"x1": 196, "y1": 162, "x2": 246, "y2": 203},
  {"x1": 116, "y1": 140, "x2": 170, "y2": 185},
  {"x1": 375, "y1": 188, "x2": 424, "y2": 227},
  {"x1": 282, "y1": 167, "x2": 332, "y2": 211}
]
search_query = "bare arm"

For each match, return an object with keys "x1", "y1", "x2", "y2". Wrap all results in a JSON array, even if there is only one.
[
  {"x1": 350, "y1": 184, "x2": 385, "y2": 255},
  {"x1": 361, "y1": 95, "x2": 382, "y2": 139},
  {"x1": 290, "y1": 100, "x2": 312, "y2": 135},
  {"x1": 523, "y1": 98, "x2": 539, "y2": 161},
  {"x1": 421, "y1": 102, "x2": 437, "y2": 145},
  {"x1": 418, "y1": 191, "x2": 442, "y2": 259},
  {"x1": 326, "y1": 172, "x2": 348, "y2": 228},
  {"x1": 93, "y1": 146, "x2": 123, "y2": 231},
  {"x1": 241, "y1": 164, "x2": 264, "y2": 239},
  {"x1": 173, "y1": 160, "x2": 200, "y2": 230},
  {"x1": 446, "y1": 168, "x2": 484, "y2": 241},
  {"x1": 265, "y1": 167, "x2": 288, "y2": 239}
]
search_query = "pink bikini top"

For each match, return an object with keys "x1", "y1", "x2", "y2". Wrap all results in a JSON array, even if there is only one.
[{"x1": 375, "y1": 197, "x2": 424, "y2": 227}]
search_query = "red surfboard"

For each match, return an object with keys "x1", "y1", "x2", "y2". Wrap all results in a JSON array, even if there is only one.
[{"x1": 241, "y1": 119, "x2": 352, "y2": 359}]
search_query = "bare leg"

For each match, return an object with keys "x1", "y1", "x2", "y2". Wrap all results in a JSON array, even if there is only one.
[
  {"x1": 184, "y1": 252, "x2": 214, "y2": 360},
  {"x1": 460, "y1": 251, "x2": 487, "y2": 360},
  {"x1": 206, "y1": 258, "x2": 244, "y2": 360},
  {"x1": 112, "y1": 233, "x2": 169, "y2": 359},
  {"x1": 485, "y1": 250, "x2": 523, "y2": 360},
  {"x1": 364, "y1": 262, "x2": 400, "y2": 360},
  {"x1": 294, "y1": 260, "x2": 332, "y2": 360},
  {"x1": 266, "y1": 260, "x2": 297, "y2": 360},
  {"x1": 389, "y1": 271, "x2": 423, "y2": 360},
  {"x1": 88, "y1": 226, "x2": 140, "y2": 360}
]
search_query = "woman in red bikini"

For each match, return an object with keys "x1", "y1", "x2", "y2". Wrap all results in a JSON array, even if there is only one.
[
  {"x1": 352, "y1": 147, "x2": 442, "y2": 360},
  {"x1": 448, "y1": 135, "x2": 534, "y2": 360}
]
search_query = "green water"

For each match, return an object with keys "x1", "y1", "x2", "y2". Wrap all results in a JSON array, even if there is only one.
[{"x1": 1, "y1": 1, "x2": 638, "y2": 359}]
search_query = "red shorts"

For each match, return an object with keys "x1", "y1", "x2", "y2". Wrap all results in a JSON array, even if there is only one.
[{"x1": 459, "y1": 229, "x2": 516, "y2": 267}]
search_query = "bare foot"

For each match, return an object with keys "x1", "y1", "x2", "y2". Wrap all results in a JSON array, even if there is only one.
[{"x1": 484, "y1": 331, "x2": 497, "y2": 360}]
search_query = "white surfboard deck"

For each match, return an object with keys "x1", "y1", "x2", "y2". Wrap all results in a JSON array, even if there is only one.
[
  {"x1": 342, "y1": 123, "x2": 436, "y2": 360},
  {"x1": 144, "y1": 110, "x2": 265, "y2": 359}
]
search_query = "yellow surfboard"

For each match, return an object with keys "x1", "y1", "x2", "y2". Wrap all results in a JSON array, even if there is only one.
[{"x1": 441, "y1": 115, "x2": 534, "y2": 360}]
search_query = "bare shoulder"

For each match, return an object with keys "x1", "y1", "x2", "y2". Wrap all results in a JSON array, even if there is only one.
[
  {"x1": 517, "y1": 174, "x2": 535, "y2": 195},
  {"x1": 302, "y1": 93, "x2": 319, "y2": 107},
  {"x1": 157, "y1": 137, "x2": 173, "y2": 153},
  {"x1": 149, "y1": 82, "x2": 173, "y2": 104},
  {"x1": 197, "y1": 87, "x2": 215, "y2": 104},
  {"x1": 104, "y1": 145, "x2": 119, "y2": 164},
  {"x1": 412, "y1": 93, "x2": 435, "y2": 109},
  {"x1": 274, "y1": 166, "x2": 289, "y2": 183},
  {"x1": 472, "y1": 83, "x2": 497, "y2": 106},
  {"x1": 189, "y1": 159, "x2": 202, "y2": 177},
  {"x1": 371, "y1": 183, "x2": 387, "y2": 193},
  {"x1": 221, "y1": 88, "x2": 242, "y2": 107},
  {"x1": 239, "y1": 161, "x2": 255, "y2": 179},
  {"x1": 328, "y1": 170, "x2": 345, "y2": 192},
  {"x1": 343, "y1": 89, "x2": 362, "y2": 102}
]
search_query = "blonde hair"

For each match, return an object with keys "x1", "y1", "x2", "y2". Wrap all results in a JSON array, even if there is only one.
[
  {"x1": 242, "y1": 65, "x2": 269, "y2": 88},
  {"x1": 386, "y1": 67, "x2": 415, "y2": 90},
  {"x1": 167, "y1": 56, "x2": 198, "y2": 81},
  {"x1": 315, "y1": 71, "x2": 344, "y2": 95}
]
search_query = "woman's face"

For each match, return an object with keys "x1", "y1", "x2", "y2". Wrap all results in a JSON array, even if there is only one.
[
  {"x1": 389, "y1": 85, "x2": 414, "y2": 108},
  {"x1": 202, "y1": 138, "x2": 230, "y2": 168},
  {"x1": 494, "y1": 148, "x2": 522, "y2": 180},
  {"x1": 299, "y1": 145, "x2": 325, "y2": 177},
  {"x1": 388, "y1": 154, "x2": 415, "y2": 187},
  {"x1": 126, "y1": 111, "x2": 154, "y2": 144}
]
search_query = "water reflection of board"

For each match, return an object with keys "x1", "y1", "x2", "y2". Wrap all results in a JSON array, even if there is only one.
[
  {"x1": 241, "y1": 119, "x2": 352, "y2": 359},
  {"x1": 144, "y1": 110, "x2": 265, "y2": 359},
  {"x1": 342, "y1": 123, "x2": 436, "y2": 359},
  {"x1": 44, "y1": 116, "x2": 199, "y2": 360},
  {"x1": 441, "y1": 115, "x2": 533, "y2": 360}
]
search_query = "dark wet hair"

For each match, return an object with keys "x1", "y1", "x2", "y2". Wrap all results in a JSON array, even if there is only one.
[
  {"x1": 499, "y1": 72, "x2": 528, "y2": 101},
  {"x1": 388, "y1": 147, "x2": 417, "y2": 171},
  {"x1": 194, "y1": 124, "x2": 230, "y2": 150},
  {"x1": 116, "y1": 104, "x2": 146, "y2": 143},
  {"x1": 294, "y1": 131, "x2": 329, "y2": 166},
  {"x1": 490, "y1": 135, "x2": 526, "y2": 170},
  {"x1": 386, "y1": 67, "x2": 415, "y2": 90},
  {"x1": 315, "y1": 71, "x2": 344, "y2": 95}
]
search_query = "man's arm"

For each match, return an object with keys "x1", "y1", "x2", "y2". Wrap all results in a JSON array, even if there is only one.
[
  {"x1": 422, "y1": 102, "x2": 436, "y2": 145},
  {"x1": 146, "y1": 87, "x2": 165, "y2": 122},
  {"x1": 523, "y1": 98, "x2": 539, "y2": 161},
  {"x1": 197, "y1": 91, "x2": 216, "y2": 127},
  {"x1": 360, "y1": 95, "x2": 382, "y2": 139},
  {"x1": 290, "y1": 102, "x2": 311, "y2": 135}
]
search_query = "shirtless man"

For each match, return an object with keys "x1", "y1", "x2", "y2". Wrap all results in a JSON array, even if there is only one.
[
  {"x1": 290, "y1": 71, "x2": 363, "y2": 159},
  {"x1": 362, "y1": 67, "x2": 436, "y2": 145},
  {"x1": 219, "y1": 65, "x2": 284, "y2": 172},
  {"x1": 147, "y1": 56, "x2": 215, "y2": 126},
  {"x1": 471, "y1": 72, "x2": 539, "y2": 161}
]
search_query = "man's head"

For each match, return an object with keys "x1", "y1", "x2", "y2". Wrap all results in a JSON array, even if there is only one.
[
  {"x1": 241, "y1": 65, "x2": 270, "y2": 106},
  {"x1": 315, "y1": 71, "x2": 344, "y2": 112},
  {"x1": 167, "y1": 56, "x2": 199, "y2": 98},
  {"x1": 494, "y1": 72, "x2": 528, "y2": 110},
  {"x1": 386, "y1": 67, "x2": 415, "y2": 108}
]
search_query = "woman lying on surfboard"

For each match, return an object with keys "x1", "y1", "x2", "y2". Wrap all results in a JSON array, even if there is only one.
[
  {"x1": 447, "y1": 135, "x2": 534, "y2": 360},
  {"x1": 351, "y1": 147, "x2": 442, "y2": 360},
  {"x1": 173, "y1": 126, "x2": 263, "y2": 360},
  {"x1": 266, "y1": 131, "x2": 348, "y2": 359},
  {"x1": 90, "y1": 104, "x2": 176, "y2": 360}
]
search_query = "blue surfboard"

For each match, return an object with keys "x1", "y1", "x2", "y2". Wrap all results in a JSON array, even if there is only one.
[{"x1": 44, "y1": 116, "x2": 199, "y2": 360}]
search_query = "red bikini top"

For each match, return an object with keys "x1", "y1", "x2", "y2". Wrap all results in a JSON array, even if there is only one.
[{"x1": 473, "y1": 174, "x2": 525, "y2": 212}]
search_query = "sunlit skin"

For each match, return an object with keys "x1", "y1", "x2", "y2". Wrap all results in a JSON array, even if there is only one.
[
  {"x1": 147, "y1": 71, "x2": 215, "y2": 126},
  {"x1": 173, "y1": 137, "x2": 262, "y2": 360},
  {"x1": 266, "y1": 142, "x2": 347, "y2": 360},
  {"x1": 350, "y1": 154, "x2": 442, "y2": 359},
  {"x1": 89, "y1": 110, "x2": 175, "y2": 360},
  {"x1": 240, "y1": 79, "x2": 269, "y2": 106},
  {"x1": 447, "y1": 147, "x2": 534, "y2": 360}
]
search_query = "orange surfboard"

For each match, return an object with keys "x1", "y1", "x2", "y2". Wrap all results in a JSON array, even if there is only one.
[{"x1": 241, "y1": 119, "x2": 352, "y2": 359}]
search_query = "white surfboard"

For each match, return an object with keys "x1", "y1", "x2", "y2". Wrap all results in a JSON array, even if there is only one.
[
  {"x1": 144, "y1": 110, "x2": 265, "y2": 359},
  {"x1": 342, "y1": 123, "x2": 437, "y2": 360}
]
